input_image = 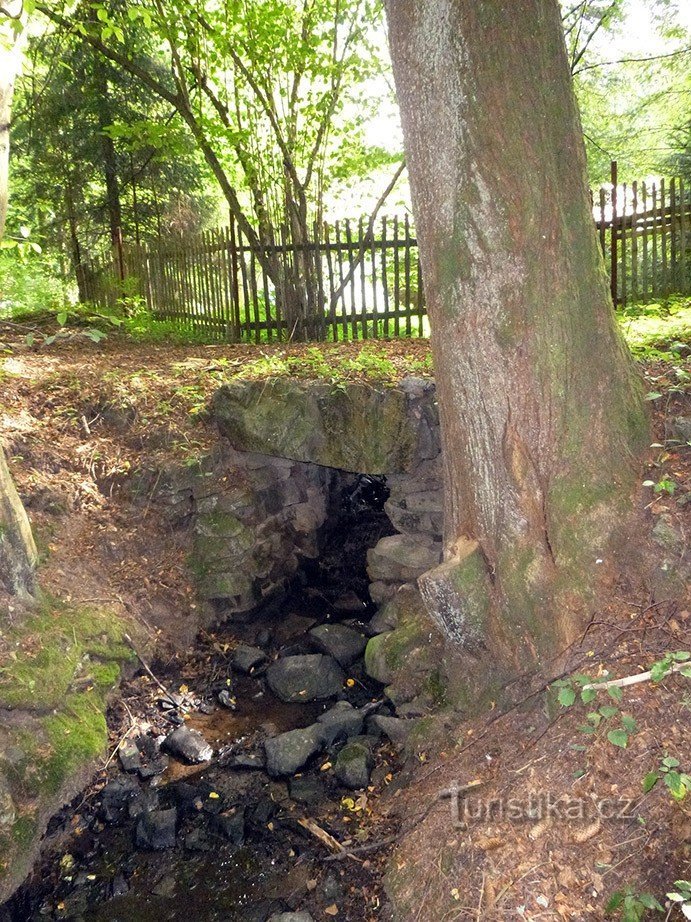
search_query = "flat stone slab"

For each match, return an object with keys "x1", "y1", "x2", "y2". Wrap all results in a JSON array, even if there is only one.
[
  {"x1": 266, "y1": 654, "x2": 345, "y2": 702},
  {"x1": 212, "y1": 378, "x2": 439, "y2": 474}
]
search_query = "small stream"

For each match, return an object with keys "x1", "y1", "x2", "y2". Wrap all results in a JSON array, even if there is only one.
[{"x1": 4, "y1": 477, "x2": 400, "y2": 922}]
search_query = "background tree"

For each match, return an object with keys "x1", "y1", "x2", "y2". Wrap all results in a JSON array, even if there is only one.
[
  {"x1": 36, "y1": 0, "x2": 403, "y2": 337},
  {"x1": 0, "y1": 0, "x2": 39, "y2": 597},
  {"x1": 9, "y1": 10, "x2": 216, "y2": 297},
  {"x1": 385, "y1": 0, "x2": 649, "y2": 683}
]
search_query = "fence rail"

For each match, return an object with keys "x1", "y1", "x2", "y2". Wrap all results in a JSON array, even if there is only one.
[{"x1": 82, "y1": 162, "x2": 691, "y2": 343}]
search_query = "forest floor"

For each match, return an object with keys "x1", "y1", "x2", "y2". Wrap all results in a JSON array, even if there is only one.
[{"x1": 0, "y1": 309, "x2": 689, "y2": 920}]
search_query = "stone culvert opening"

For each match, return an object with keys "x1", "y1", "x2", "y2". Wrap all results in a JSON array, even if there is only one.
[{"x1": 191, "y1": 377, "x2": 444, "y2": 628}]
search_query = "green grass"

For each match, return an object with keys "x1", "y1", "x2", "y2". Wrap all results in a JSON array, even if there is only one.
[
  {"x1": 618, "y1": 295, "x2": 691, "y2": 360},
  {"x1": 0, "y1": 595, "x2": 132, "y2": 710},
  {"x1": 3, "y1": 251, "x2": 690, "y2": 364}
]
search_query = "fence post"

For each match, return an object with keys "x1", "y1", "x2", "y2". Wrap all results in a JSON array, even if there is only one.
[{"x1": 610, "y1": 160, "x2": 618, "y2": 307}]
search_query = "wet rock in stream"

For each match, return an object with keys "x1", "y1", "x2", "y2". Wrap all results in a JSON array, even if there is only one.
[
  {"x1": 98, "y1": 776, "x2": 140, "y2": 826},
  {"x1": 224, "y1": 750, "x2": 267, "y2": 771},
  {"x1": 232, "y1": 643, "x2": 269, "y2": 674},
  {"x1": 211, "y1": 807, "x2": 246, "y2": 845},
  {"x1": 118, "y1": 733, "x2": 169, "y2": 778},
  {"x1": 161, "y1": 726, "x2": 214, "y2": 764},
  {"x1": 266, "y1": 654, "x2": 345, "y2": 702},
  {"x1": 135, "y1": 807, "x2": 178, "y2": 850},
  {"x1": 264, "y1": 725, "x2": 324, "y2": 777},
  {"x1": 334, "y1": 739, "x2": 374, "y2": 790},
  {"x1": 315, "y1": 701, "x2": 364, "y2": 745},
  {"x1": 218, "y1": 687, "x2": 237, "y2": 709}
]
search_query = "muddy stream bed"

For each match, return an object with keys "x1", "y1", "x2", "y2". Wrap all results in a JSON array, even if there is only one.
[{"x1": 3, "y1": 480, "x2": 402, "y2": 921}]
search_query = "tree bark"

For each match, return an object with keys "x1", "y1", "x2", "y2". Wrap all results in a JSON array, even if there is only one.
[
  {"x1": 385, "y1": 0, "x2": 648, "y2": 669},
  {"x1": 64, "y1": 182, "x2": 88, "y2": 302}
]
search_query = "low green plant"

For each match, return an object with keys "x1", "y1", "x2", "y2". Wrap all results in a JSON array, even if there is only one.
[
  {"x1": 642, "y1": 477, "x2": 677, "y2": 495},
  {"x1": 553, "y1": 674, "x2": 637, "y2": 747},
  {"x1": 648, "y1": 651, "x2": 691, "y2": 682},
  {"x1": 553, "y1": 651, "x2": 691, "y2": 751},
  {"x1": 605, "y1": 887, "x2": 663, "y2": 921},
  {"x1": 643, "y1": 756, "x2": 691, "y2": 801},
  {"x1": 340, "y1": 345, "x2": 398, "y2": 380},
  {"x1": 666, "y1": 881, "x2": 691, "y2": 919}
]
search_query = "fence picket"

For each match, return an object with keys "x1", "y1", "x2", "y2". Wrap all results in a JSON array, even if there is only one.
[
  {"x1": 381, "y1": 216, "x2": 391, "y2": 337},
  {"x1": 680, "y1": 178, "x2": 687, "y2": 297},
  {"x1": 661, "y1": 178, "x2": 668, "y2": 298}
]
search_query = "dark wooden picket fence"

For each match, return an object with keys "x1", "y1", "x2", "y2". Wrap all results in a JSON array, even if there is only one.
[
  {"x1": 82, "y1": 214, "x2": 425, "y2": 343},
  {"x1": 81, "y1": 163, "x2": 691, "y2": 343},
  {"x1": 596, "y1": 163, "x2": 691, "y2": 307}
]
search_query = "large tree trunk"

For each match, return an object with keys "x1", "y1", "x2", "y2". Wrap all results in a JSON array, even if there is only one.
[{"x1": 385, "y1": 0, "x2": 648, "y2": 671}]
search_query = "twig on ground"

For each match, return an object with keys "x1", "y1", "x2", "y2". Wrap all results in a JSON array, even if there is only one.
[
  {"x1": 123, "y1": 632, "x2": 179, "y2": 710},
  {"x1": 582, "y1": 661, "x2": 687, "y2": 691},
  {"x1": 297, "y1": 817, "x2": 346, "y2": 855},
  {"x1": 475, "y1": 871, "x2": 486, "y2": 921},
  {"x1": 324, "y1": 834, "x2": 398, "y2": 861},
  {"x1": 103, "y1": 723, "x2": 135, "y2": 770}
]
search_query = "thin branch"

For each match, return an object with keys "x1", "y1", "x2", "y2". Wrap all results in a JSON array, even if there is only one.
[
  {"x1": 191, "y1": 7, "x2": 306, "y2": 213},
  {"x1": 562, "y1": 0, "x2": 587, "y2": 23},
  {"x1": 0, "y1": 1, "x2": 22, "y2": 19},
  {"x1": 584, "y1": 130, "x2": 614, "y2": 159},
  {"x1": 329, "y1": 160, "x2": 407, "y2": 310},
  {"x1": 574, "y1": 46, "x2": 691, "y2": 75},
  {"x1": 570, "y1": 2, "x2": 617, "y2": 73},
  {"x1": 304, "y1": 0, "x2": 363, "y2": 190}
]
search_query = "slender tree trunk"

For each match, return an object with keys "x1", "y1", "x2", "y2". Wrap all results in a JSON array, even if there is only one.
[
  {"x1": 0, "y1": 1, "x2": 22, "y2": 240},
  {"x1": 92, "y1": 49, "x2": 122, "y2": 247},
  {"x1": 385, "y1": 0, "x2": 648, "y2": 671},
  {"x1": 0, "y1": 4, "x2": 38, "y2": 597},
  {"x1": 64, "y1": 183, "x2": 87, "y2": 302}
]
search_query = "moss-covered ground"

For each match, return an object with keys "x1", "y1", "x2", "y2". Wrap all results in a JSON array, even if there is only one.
[{"x1": 0, "y1": 598, "x2": 132, "y2": 897}]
